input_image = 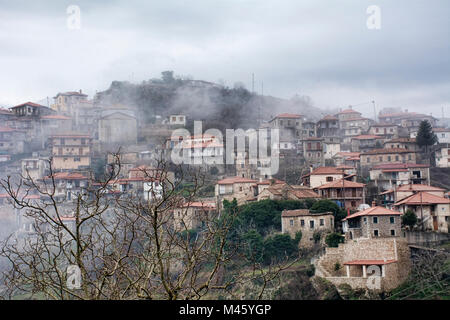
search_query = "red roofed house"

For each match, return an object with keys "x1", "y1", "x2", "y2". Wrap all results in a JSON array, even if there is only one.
[
  {"x1": 301, "y1": 137, "x2": 325, "y2": 165},
  {"x1": 10, "y1": 102, "x2": 54, "y2": 117},
  {"x1": 215, "y1": 176, "x2": 258, "y2": 208},
  {"x1": 173, "y1": 201, "x2": 217, "y2": 231},
  {"x1": 380, "y1": 183, "x2": 446, "y2": 208},
  {"x1": 368, "y1": 123, "x2": 400, "y2": 140},
  {"x1": 317, "y1": 115, "x2": 340, "y2": 138},
  {"x1": 52, "y1": 91, "x2": 88, "y2": 114},
  {"x1": 49, "y1": 133, "x2": 92, "y2": 171},
  {"x1": 369, "y1": 163, "x2": 430, "y2": 191},
  {"x1": 314, "y1": 204, "x2": 411, "y2": 291},
  {"x1": 383, "y1": 138, "x2": 419, "y2": 152},
  {"x1": 394, "y1": 192, "x2": 450, "y2": 232},
  {"x1": 360, "y1": 148, "x2": 417, "y2": 169},
  {"x1": 41, "y1": 172, "x2": 89, "y2": 200},
  {"x1": 302, "y1": 166, "x2": 354, "y2": 189},
  {"x1": 435, "y1": 144, "x2": 450, "y2": 168},
  {"x1": 336, "y1": 107, "x2": 374, "y2": 145},
  {"x1": 342, "y1": 205, "x2": 403, "y2": 240},
  {"x1": 316, "y1": 179, "x2": 366, "y2": 210}
]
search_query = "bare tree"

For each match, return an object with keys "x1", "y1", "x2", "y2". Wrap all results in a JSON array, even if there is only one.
[{"x1": 0, "y1": 153, "x2": 298, "y2": 300}]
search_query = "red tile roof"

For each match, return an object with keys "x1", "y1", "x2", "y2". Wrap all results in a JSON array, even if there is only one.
[
  {"x1": 396, "y1": 184, "x2": 445, "y2": 192},
  {"x1": 372, "y1": 163, "x2": 429, "y2": 170},
  {"x1": 385, "y1": 138, "x2": 416, "y2": 143},
  {"x1": 257, "y1": 178, "x2": 285, "y2": 185},
  {"x1": 351, "y1": 135, "x2": 383, "y2": 140},
  {"x1": 12, "y1": 102, "x2": 47, "y2": 108},
  {"x1": 217, "y1": 176, "x2": 258, "y2": 185},
  {"x1": 0, "y1": 126, "x2": 16, "y2": 133},
  {"x1": 394, "y1": 192, "x2": 450, "y2": 206},
  {"x1": 281, "y1": 209, "x2": 332, "y2": 217},
  {"x1": 44, "y1": 172, "x2": 88, "y2": 180},
  {"x1": 274, "y1": 113, "x2": 302, "y2": 119},
  {"x1": 310, "y1": 167, "x2": 345, "y2": 175},
  {"x1": 337, "y1": 108, "x2": 361, "y2": 115},
  {"x1": 41, "y1": 115, "x2": 71, "y2": 120},
  {"x1": 317, "y1": 179, "x2": 365, "y2": 189},
  {"x1": 179, "y1": 201, "x2": 216, "y2": 209},
  {"x1": 344, "y1": 259, "x2": 397, "y2": 265},
  {"x1": 362, "y1": 148, "x2": 415, "y2": 155},
  {"x1": 319, "y1": 115, "x2": 338, "y2": 121},
  {"x1": 343, "y1": 206, "x2": 402, "y2": 221}
]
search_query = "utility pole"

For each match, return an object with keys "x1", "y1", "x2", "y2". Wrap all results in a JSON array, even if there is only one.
[
  {"x1": 252, "y1": 73, "x2": 255, "y2": 94},
  {"x1": 420, "y1": 191, "x2": 424, "y2": 231},
  {"x1": 372, "y1": 100, "x2": 377, "y2": 122}
]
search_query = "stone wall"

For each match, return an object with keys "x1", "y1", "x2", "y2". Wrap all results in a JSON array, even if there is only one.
[{"x1": 315, "y1": 237, "x2": 411, "y2": 291}]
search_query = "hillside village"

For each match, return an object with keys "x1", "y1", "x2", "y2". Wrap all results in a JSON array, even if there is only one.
[{"x1": 0, "y1": 75, "x2": 449, "y2": 298}]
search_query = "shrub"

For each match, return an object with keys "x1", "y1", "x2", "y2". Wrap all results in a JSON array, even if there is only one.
[{"x1": 325, "y1": 233, "x2": 345, "y2": 248}]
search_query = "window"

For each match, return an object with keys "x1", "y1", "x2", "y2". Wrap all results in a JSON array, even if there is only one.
[
  {"x1": 301, "y1": 219, "x2": 305, "y2": 227},
  {"x1": 395, "y1": 156, "x2": 399, "y2": 161},
  {"x1": 374, "y1": 230, "x2": 379, "y2": 237},
  {"x1": 390, "y1": 217, "x2": 395, "y2": 224},
  {"x1": 373, "y1": 217, "x2": 378, "y2": 224},
  {"x1": 290, "y1": 219, "x2": 294, "y2": 226},
  {"x1": 363, "y1": 217, "x2": 367, "y2": 224},
  {"x1": 387, "y1": 156, "x2": 391, "y2": 161},
  {"x1": 326, "y1": 176, "x2": 333, "y2": 182},
  {"x1": 320, "y1": 219, "x2": 324, "y2": 226},
  {"x1": 351, "y1": 201, "x2": 356, "y2": 207},
  {"x1": 390, "y1": 230, "x2": 396, "y2": 236},
  {"x1": 310, "y1": 220, "x2": 314, "y2": 229}
]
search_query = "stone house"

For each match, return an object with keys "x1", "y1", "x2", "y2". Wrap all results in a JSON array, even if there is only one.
[
  {"x1": 21, "y1": 157, "x2": 50, "y2": 181},
  {"x1": 316, "y1": 115, "x2": 340, "y2": 138},
  {"x1": 40, "y1": 172, "x2": 89, "y2": 200},
  {"x1": 173, "y1": 201, "x2": 217, "y2": 231},
  {"x1": 49, "y1": 133, "x2": 92, "y2": 171},
  {"x1": 281, "y1": 209, "x2": 334, "y2": 247},
  {"x1": 432, "y1": 128, "x2": 450, "y2": 144},
  {"x1": 394, "y1": 191, "x2": 450, "y2": 233},
  {"x1": 301, "y1": 137, "x2": 324, "y2": 165},
  {"x1": 367, "y1": 123, "x2": 400, "y2": 140},
  {"x1": 0, "y1": 126, "x2": 26, "y2": 155},
  {"x1": 435, "y1": 145, "x2": 450, "y2": 168},
  {"x1": 360, "y1": 148, "x2": 417, "y2": 169},
  {"x1": 342, "y1": 205, "x2": 403, "y2": 240},
  {"x1": 314, "y1": 237, "x2": 411, "y2": 292},
  {"x1": 268, "y1": 113, "x2": 303, "y2": 143},
  {"x1": 351, "y1": 135, "x2": 384, "y2": 153},
  {"x1": 52, "y1": 91, "x2": 88, "y2": 114},
  {"x1": 383, "y1": 138, "x2": 419, "y2": 152},
  {"x1": 301, "y1": 166, "x2": 352, "y2": 189},
  {"x1": 380, "y1": 183, "x2": 446, "y2": 208},
  {"x1": 215, "y1": 176, "x2": 258, "y2": 208}
]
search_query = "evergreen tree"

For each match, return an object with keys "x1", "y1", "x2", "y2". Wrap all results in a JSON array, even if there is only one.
[{"x1": 416, "y1": 120, "x2": 438, "y2": 152}]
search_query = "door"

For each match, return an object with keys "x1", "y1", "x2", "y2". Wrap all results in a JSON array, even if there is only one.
[{"x1": 433, "y1": 216, "x2": 438, "y2": 231}]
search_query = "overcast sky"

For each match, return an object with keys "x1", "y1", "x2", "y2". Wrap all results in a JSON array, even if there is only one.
[{"x1": 0, "y1": 0, "x2": 449, "y2": 118}]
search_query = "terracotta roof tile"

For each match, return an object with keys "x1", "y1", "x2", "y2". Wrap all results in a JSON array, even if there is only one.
[{"x1": 343, "y1": 206, "x2": 401, "y2": 221}]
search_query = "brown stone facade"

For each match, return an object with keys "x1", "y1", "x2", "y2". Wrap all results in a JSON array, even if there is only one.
[{"x1": 315, "y1": 237, "x2": 411, "y2": 292}]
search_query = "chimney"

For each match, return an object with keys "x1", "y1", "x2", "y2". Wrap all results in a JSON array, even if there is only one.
[
  {"x1": 310, "y1": 165, "x2": 313, "y2": 173},
  {"x1": 371, "y1": 200, "x2": 377, "y2": 207}
]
